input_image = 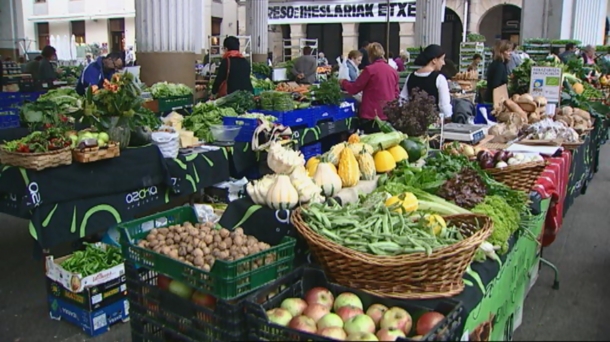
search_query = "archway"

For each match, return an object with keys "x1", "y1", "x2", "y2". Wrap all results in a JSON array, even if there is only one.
[
  {"x1": 358, "y1": 23, "x2": 400, "y2": 59},
  {"x1": 306, "y1": 24, "x2": 343, "y2": 64},
  {"x1": 441, "y1": 8, "x2": 464, "y2": 62},
  {"x1": 478, "y1": 4, "x2": 522, "y2": 46}
]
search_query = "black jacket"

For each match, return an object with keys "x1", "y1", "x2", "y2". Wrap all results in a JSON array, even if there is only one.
[
  {"x1": 212, "y1": 57, "x2": 254, "y2": 95},
  {"x1": 485, "y1": 59, "x2": 508, "y2": 103},
  {"x1": 359, "y1": 48, "x2": 370, "y2": 70}
]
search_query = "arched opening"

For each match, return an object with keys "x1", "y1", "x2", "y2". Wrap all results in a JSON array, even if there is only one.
[
  {"x1": 306, "y1": 24, "x2": 343, "y2": 64},
  {"x1": 479, "y1": 4, "x2": 522, "y2": 46},
  {"x1": 358, "y1": 23, "x2": 400, "y2": 59},
  {"x1": 441, "y1": 8, "x2": 464, "y2": 62}
]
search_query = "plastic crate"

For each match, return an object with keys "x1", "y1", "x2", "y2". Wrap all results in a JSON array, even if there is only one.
[
  {"x1": 0, "y1": 93, "x2": 22, "y2": 108},
  {"x1": 312, "y1": 103, "x2": 356, "y2": 126},
  {"x1": 157, "y1": 95, "x2": 194, "y2": 112},
  {"x1": 300, "y1": 142, "x2": 322, "y2": 161},
  {"x1": 118, "y1": 206, "x2": 296, "y2": 300},
  {"x1": 127, "y1": 263, "x2": 246, "y2": 342},
  {"x1": 0, "y1": 108, "x2": 20, "y2": 129},
  {"x1": 21, "y1": 92, "x2": 44, "y2": 103},
  {"x1": 223, "y1": 116, "x2": 260, "y2": 142},
  {"x1": 258, "y1": 108, "x2": 315, "y2": 128},
  {"x1": 245, "y1": 266, "x2": 464, "y2": 341}
]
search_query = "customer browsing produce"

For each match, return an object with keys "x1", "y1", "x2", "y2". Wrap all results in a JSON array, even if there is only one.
[
  {"x1": 211, "y1": 36, "x2": 254, "y2": 99},
  {"x1": 485, "y1": 40, "x2": 512, "y2": 104},
  {"x1": 75, "y1": 52, "x2": 123, "y2": 95}
]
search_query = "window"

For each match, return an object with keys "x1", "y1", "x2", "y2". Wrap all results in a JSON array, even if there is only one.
[
  {"x1": 212, "y1": 17, "x2": 222, "y2": 36},
  {"x1": 71, "y1": 20, "x2": 86, "y2": 44},
  {"x1": 36, "y1": 22, "x2": 49, "y2": 50}
]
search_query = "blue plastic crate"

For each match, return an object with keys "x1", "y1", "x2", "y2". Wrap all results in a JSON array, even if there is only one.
[
  {"x1": 21, "y1": 92, "x2": 44, "y2": 103},
  {"x1": 0, "y1": 108, "x2": 20, "y2": 129},
  {"x1": 312, "y1": 103, "x2": 356, "y2": 125},
  {"x1": 300, "y1": 142, "x2": 322, "y2": 161},
  {"x1": 258, "y1": 107, "x2": 315, "y2": 128},
  {"x1": 0, "y1": 93, "x2": 22, "y2": 109},
  {"x1": 474, "y1": 103, "x2": 495, "y2": 124},
  {"x1": 336, "y1": 102, "x2": 357, "y2": 121},
  {"x1": 223, "y1": 116, "x2": 262, "y2": 142}
]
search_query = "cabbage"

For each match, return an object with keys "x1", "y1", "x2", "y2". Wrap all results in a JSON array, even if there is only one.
[{"x1": 150, "y1": 82, "x2": 193, "y2": 98}]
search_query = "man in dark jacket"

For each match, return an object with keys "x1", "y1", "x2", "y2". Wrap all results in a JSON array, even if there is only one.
[
  {"x1": 211, "y1": 36, "x2": 253, "y2": 98},
  {"x1": 358, "y1": 41, "x2": 370, "y2": 70},
  {"x1": 38, "y1": 46, "x2": 59, "y2": 83},
  {"x1": 75, "y1": 52, "x2": 123, "y2": 95},
  {"x1": 559, "y1": 43, "x2": 577, "y2": 63}
]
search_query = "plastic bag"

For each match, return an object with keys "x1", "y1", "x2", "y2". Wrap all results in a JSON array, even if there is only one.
[{"x1": 337, "y1": 57, "x2": 350, "y2": 81}]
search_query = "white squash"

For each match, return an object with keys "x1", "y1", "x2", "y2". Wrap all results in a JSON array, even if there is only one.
[
  {"x1": 251, "y1": 174, "x2": 277, "y2": 205},
  {"x1": 246, "y1": 182, "x2": 263, "y2": 204},
  {"x1": 289, "y1": 166, "x2": 323, "y2": 203},
  {"x1": 313, "y1": 162, "x2": 342, "y2": 197},
  {"x1": 267, "y1": 141, "x2": 305, "y2": 174},
  {"x1": 266, "y1": 175, "x2": 299, "y2": 210}
]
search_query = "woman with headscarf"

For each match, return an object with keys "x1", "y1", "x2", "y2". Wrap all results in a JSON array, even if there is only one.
[
  {"x1": 211, "y1": 36, "x2": 254, "y2": 98},
  {"x1": 399, "y1": 44, "x2": 452, "y2": 120},
  {"x1": 485, "y1": 40, "x2": 512, "y2": 104}
]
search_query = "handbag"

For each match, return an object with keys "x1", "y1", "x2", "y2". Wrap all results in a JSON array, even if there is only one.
[{"x1": 217, "y1": 58, "x2": 231, "y2": 98}]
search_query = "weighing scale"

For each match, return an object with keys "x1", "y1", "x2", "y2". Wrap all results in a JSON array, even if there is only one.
[{"x1": 429, "y1": 123, "x2": 487, "y2": 144}]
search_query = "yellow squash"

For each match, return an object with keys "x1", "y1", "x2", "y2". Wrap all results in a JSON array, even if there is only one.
[
  {"x1": 387, "y1": 145, "x2": 409, "y2": 163},
  {"x1": 347, "y1": 133, "x2": 360, "y2": 144},
  {"x1": 374, "y1": 150, "x2": 396, "y2": 173},
  {"x1": 356, "y1": 150, "x2": 376, "y2": 181},
  {"x1": 348, "y1": 142, "x2": 374, "y2": 156},
  {"x1": 385, "y1": 192, "x2": 418, "y2": 213},
  {"x1": 573, "y1": 83, "x2": 584, "y2": 95},
  {"x1": 305, "y1": 156, "x2": 320, "y2": 176},
  {"x1": 425, "y1": 214, "x2": 447, "y2": 236},
  {"x1": 326, "y1": 143, "x2": 345, "y2": 166},
  {"x1": 337, "y1": 147, "x2": 359, "y2": 187}
]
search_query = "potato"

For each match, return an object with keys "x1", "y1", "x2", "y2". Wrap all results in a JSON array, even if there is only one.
[
  {"x1": 166, "y1": 238, "x2": 175, "y2": 246},
  {"x1": 218, "y1": 242, "x2": 227, "y2": 250},
  {"x1": 240, "y1": 246, "x2": 249, "y2": 255},
  {"x1": 194, "y1": 257, "x2": 205, "y2": 267},
  {"x1": 178, "y1": 246, "x2": 187, "y2": 256},
  {"x1": 224, "y1": 238, "x2": 233, "y2": 249},
  {"x1": 213, "y1": 235, "x2": 222, "y2": 244},
  {"x1": 203, "y1": 235, "x2": 213, "y2": 245},
  {"x1": 158, "y1": 228, "x2": 169, "y2": 235},
  {"x1": 187, "y1": 245, "x2": 194, "y2": 253},
  {"x1": 233, "y1": 236, "x2": 244, "y2": 247},
  {"x1": 219, "y1": 228, "x2": 230, "y2": 239},
  {"x1": 573, "y1": 108, "x2": 591, "y2": 121},
  {"x1": 169, "y1": 249, "x2": 179, "y2": 259},
  {"x1": 202, "y1": 264, "x2": 211, "y2": 272},
  {"x1": 146, "y1": 234, "x2": 157, "y2": 242},
  {"x1": 156, "y1": 234, "x2": 166, "y2": 241},
  {"x1": 161, "y1": 246, "x2": 171, "y2": 255},
  {"x1": 202, "y1": 247, "x2": 211, "y2": 255}
]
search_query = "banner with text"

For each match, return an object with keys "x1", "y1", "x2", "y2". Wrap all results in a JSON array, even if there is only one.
[{"x1": 268, "y1": 1, "x2": 420, "y2": 25}]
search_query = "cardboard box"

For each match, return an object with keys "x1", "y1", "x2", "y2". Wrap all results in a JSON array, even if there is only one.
[
  {"x1": 48, "y1": 296, "x2": 129, "y2": 337},
  {"x1": 46, "y1": 275, "x2": 127, "y2": 311},
  {"x1": 45, "y1": 243, "x2": 125, "y2": 293}
]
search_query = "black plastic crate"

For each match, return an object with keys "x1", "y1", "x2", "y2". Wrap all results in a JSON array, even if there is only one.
[
  {"x1": 126, "y1": 263, "x2": 247, "y2": 342},
  {"x1": 245, "y1": 266, "x2": 463, "y2": 341}
]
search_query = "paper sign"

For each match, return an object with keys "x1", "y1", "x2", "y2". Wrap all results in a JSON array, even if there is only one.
[{"x1": 529, "y1": 67, "x2": 562, "y2": 104}]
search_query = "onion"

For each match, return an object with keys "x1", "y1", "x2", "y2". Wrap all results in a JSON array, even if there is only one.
[
  {"x1": 507, "y1": 158, "x2": 519, "y2": 166},
  {"x1": 495, "y1": 161, "x2": 508, "y2": 168},
  {"x1": 416, "y1": 311, "x2": 445, "y2": 336}
]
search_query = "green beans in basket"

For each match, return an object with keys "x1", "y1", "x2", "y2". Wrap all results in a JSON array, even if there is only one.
[{"x1": 61, "y1": 243, "x2": 123, "y2": 276}]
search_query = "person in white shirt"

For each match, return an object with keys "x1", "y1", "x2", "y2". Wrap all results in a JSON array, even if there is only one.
[{"x1": 125, "y1": 47, "x2": 135, "y2": 66}]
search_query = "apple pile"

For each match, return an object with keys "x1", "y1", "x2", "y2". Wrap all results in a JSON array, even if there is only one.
[
  {"x1": 157, "y1": 274, "x2": 217, "y2": 310},
  {"x1": 266, "y1": 288, "x2": 446, "y2": 341}
]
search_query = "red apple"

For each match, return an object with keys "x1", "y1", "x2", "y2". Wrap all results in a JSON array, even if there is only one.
[
  {"x1": 304, "y1": 287, "x2": 334, "y2": 309},
  {"x1": 416, "y1": 311, "x2": 444, "y2": 336},
  {"x1": 280, "y1": 297, "x2": 308, "y2": 317},
  {"x1": 344, "y1": 314, "x2": 376, "y2": 335},
  {"x1": 380, "y1": 307, "x2": 412, "y2": 334},
  {"x1": 336, "y1": 305, "x2": 364, "y2": 322},
  {"x1": 318, "y1": 327, "x2": 347, "y2": 340},
  {"x1": 317, "y1": 313, "x2": 344, "y2": 329},
  {"x1": 266, "y1": 308, "x2": 293, "y2": 326},
  {"x1": 157, "y1": 275, "x2": 172, "y2": 290},
  {"x1": 366, "y1": 303, "x2": 388, "y2": 327},
  {"x1": 376, "y1": 327, "x2": 406, "y2": 341},
  {"x1": 191, "y1": 291, "x2": 216, "y2": 309},
  {"x1": 347, "y1": 332, "x2": 379, "y2": 341},
  {"x1": 303, "y1": 303, "x2": 330, "y2": 322},
  {"x1": 333, "y1": 292, "x2": 363, "y2": 311},
  {"x1": 288, "y1": 315, "x2": 317, "y2": 333}
]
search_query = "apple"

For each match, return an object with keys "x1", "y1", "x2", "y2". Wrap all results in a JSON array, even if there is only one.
[
  {"x1": 303, "y1": 303, "x2": 330, "y2": 322},
  {"x1": 344, "y1": 314, "x2": 376, "y2": 335},
  {"x1": 191, "y1": 291, "x2": 216, "y2": 309},
  {"x1": 333, "y1": 292, "x2": 363, "y2": 311},
  {"x1": 266, "y1": 308, "x2": 293, "y2": 326},
  {"x1": 304, "y1": 287, "x2": 334, "y2": 309},
  {"x1": 380, "y1": 307, "x2": 412, "y2": 334},
  {"x1": 376, "y1": 327, "x2": 406, "y2": 341},
  {"x1": 336, "y1": 305, "x2": 364, "y2": 322},
  {"x1": 347, "y1": 332, "x2": 379, "y2": 341},
  {"x1": 366, "y1": 303, "x2": 389, "y2": 327},
  {"x1": 288, "y1": 315, "x2": 317, "y2": 333},
  {"x1": 280, "y1": 298, "x2": 308, "y2": 317},
  {"x1": 98, "y1": 132, "x2": 110, "y2": 143},
  {"x1": 416, "y1": 311, "x2": 445, "y2": 336},
  {"x1": 168, "y1": 280, "x2": 193, "y2": 299},
  {"x1": 317, "y1": 313, "x2": 344, "y2": 329},
  {"x1": 318, "y1": 327, "x2": 347, "y2": 340},
  {"x1": 157, "y1": 275, "x2": 172, "y2": 290}
]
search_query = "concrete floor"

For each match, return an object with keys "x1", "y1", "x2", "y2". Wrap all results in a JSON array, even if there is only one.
[{"x1": 1, "y1": 146, "x2": 609, "y2": 342}]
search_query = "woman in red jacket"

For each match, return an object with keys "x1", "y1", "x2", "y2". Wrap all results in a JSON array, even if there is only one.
[{"x1": 340, "y1": 42, "x2": 399, "y2": 133}]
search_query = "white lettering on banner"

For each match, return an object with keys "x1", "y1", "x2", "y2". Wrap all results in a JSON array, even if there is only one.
[
  {"x1": 28, "y1": 182, "x2": 41, "y2": 207},
  {"x1": 268, "y1": 1, "x2": 418, "y2": 25},
  {"x1": 125, "y1": 186, "x2": 159, "y2": 204}
]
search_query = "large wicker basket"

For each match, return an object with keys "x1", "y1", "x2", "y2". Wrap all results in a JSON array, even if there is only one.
[
  {"x1": 485, "y1": 160, "x2": 546, "y2": 192},
  {"x1": 291, "y1": 210, "x2": 493, "y2": 299},
  {"x1": 0, "y1": 146, "x2": 72, "y2": 170}
]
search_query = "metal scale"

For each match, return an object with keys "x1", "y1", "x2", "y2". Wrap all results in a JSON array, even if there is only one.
[{"x1": 430, "y1": 123, "x2": 487, "y2": 145}]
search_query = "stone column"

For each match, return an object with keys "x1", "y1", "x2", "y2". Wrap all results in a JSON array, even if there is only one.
[
  {"x1": 571, "y1": 0, "x2": 607, "y2": 45},
  {"x1": 415, "y1": 0, "x2": 444, "y2": 47},
  {"x1": 135, "y1": 0, "x2": 200, "y2": 86},
  {"x1": 290, "y1": 24, "x2": 307, "y2": 59},
  {"x1": 246, "y1": 0, "x2": 269, "y2": 63},
  {"x1": 399, "y1": 23, "x2": 416, "y2": 50},
  {"x1": 342, "y1": 23, "x2": 359, "y2": 58}
]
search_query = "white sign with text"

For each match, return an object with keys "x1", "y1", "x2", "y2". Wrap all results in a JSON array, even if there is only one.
[{"x1": 529, "y1": 66, "x2": 563, "y2": 104}]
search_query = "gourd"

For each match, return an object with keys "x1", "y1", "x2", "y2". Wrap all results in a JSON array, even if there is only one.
[
  {"x1": 374, "y1": 150, "x2": 397, "y2": 173},
  {"x1": 266, "y1": 175, "x2": 299, "y2": 210},
  {"x1": 305, "y1": 156, "x2": 321, "y2": 176},
  {"x1": 246, "y1": 182, "x2": 262, "y2": 204},
  {"x1": 326, "y1": 143, "x2": 345, "y2": 166},
  {"x1": 348, "y1": 142, "x2": 374, "y2": 156},
  {"x1": 337, "y1": 147, "x2": 360, "y2": 187},
  {"x1": 347, "y1": 133, "x2": 360, "y2": 144},
  {"x1": 387, "y1": 145, "x2": 409, "y2": 163},
  {"x1": 356, "y1": 150, "x2": 376, "y2": 181},
  {"x1": 313, "y1": 161, "x2": 342, "y2": 197},
  {"x1": 385, "y1": 192, "x2": 418, "y2": 213},
  {"x1": 267, "y1": 141, "x2": 305, "y2": 174},
  {"x1": 248, "y1": 174, "x2": 277, "y2": 205},
  {"x1": 425, "y1": 214, "x2": 447, "y2": 236},
  {"x1": 290, "y1": 166, "x2": 323, "y2": 203}
]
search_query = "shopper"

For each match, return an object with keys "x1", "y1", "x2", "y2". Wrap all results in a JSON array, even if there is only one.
[
  {"x1": 125, "y1": 47, "x2": 135, "y2": 67},
  {"x1": 395, "y1": 51, "x2": 409, "y2": 72},
  {"x1": 358, "y1": 41, "x2": 371, "y2": 70},
  {"x1": 400, "y1": 44, "x2": 452, "y2": 120},
  {"x1": 468, "y1": 54, "x2": 483, "y2": 72},
  {"x1": 24, "y1": 56, "x2": 43, "y2": 79},
  {"x1": 75, "y1": 52, "x2": 123, "y2": 95},
  {"x1": 485, "y1": 40, "x2": 512, "y2": 104},
  {"x1": 506, "y1": 43, "x2": 524, "y2": 74},
  {"x1": 38, "y1": 45, "x2": 59, "y2": 83},
  {"x1": 291, "y1": 46, "x2": 318, "y2": 85},
  {"x1": 559, "y1": 43, "x2": 577, "y2": 63},
  {"x1": 581, "y1": 45, "x2": 596, "y2": 65},
  {"x1": 345, "y1": 50, "x2": 362, "y2": 82},
  {"x1": 387, "y1": 52, "x2": 398, "y2": 70},
  {"x1": 317, "y1": 52, "x2": 329, "y2": 66},
  {"x1": 341, "y1": 42, "x2": 399, "y2": 133},
  {"x1": 211, "y1": 36, "x2": 254, "y2": 98}
]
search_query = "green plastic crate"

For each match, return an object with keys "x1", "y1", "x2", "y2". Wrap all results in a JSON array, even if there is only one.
[
  {"x1": 157, "y1": 95, "x2": 194, "y2": 112},
  {"x1": 118, "y1": 206, "x2": 296, "y2": 300}
]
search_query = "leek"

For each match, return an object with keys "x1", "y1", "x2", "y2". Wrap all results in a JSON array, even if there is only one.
[
  {"x1": 360, "y1": 131, "x2": 407, "y2": 152},
  {"x1": 403, "y1": 186, "x2": 471, "y2": 216}
]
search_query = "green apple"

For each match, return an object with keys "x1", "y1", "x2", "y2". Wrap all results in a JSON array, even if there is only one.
[
  {"x1": 91, "y1": 133, "x2": 99, "y2": 140},
  {"x1": 69, "y1": 135, "x2": 78, "y2": 149},
  {"x1": 98, "y1": 132, "x2": 110, "y2": 143},
  {"x1": 97, "y1": 139, "x2": 106, "y2": 147},
  {"x1": 81, "y1": 132, "x2": 94, "y2": 140}
]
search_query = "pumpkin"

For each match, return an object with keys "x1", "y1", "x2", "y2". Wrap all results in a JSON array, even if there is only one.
[
  {"x1": 313, "y1": 162, "x2": 342, "y2": 197},
  {"x1": 305, "y1": 156, "x2": 321, "y2": 176},
  {"x1": 347, "y1": 133, "x2": 360, "y2": 144},
  {"x1": 425, "y1": 214, "x2": 447, "y2": 236},
  {"x1": 385, "y1": 192, "x2": 418, "y2": 213},
  {"x1": 357, "y1": 151, "x2": 376, "y2": 181},
  {"x1": 326, "y1": 143, "x2": 345, "y2": 166},
  {"x1": 348, "y1": 142, "x2": 374, "y2": 156},
  {"x1": 374, "y1": 150, "x2": 396, "y2": 173},
  {"x1": 337, "y1": 147, "x2": 360, "y2": 187},
  {"x1": 387, "y1": 145, "x2": 409, "y2": 163},
  {"x1": 266, "y1": 175, "x2": 299, "y2": 210}
]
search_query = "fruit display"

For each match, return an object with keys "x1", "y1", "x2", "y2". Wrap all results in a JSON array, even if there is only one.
[
  {"x1": 475, "y1": 150, "x2": 544, "y2": 169},
  {"x1": 67, "y1": 129, "x2": 112, "y2": 150},
  {"x1": 2, "y1": 129, "x2": 71, "y2": 153}
]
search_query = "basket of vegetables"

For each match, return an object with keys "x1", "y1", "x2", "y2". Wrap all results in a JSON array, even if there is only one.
[
  {"x1": 475, "y1": 150, "x2": 546, "y2": 192},
  {"x1": 290, "y1": 193, "x2": 493, "y2": 299},
  {"x1": 0, "y1": 129, "x2": 72, "y2": 170}
]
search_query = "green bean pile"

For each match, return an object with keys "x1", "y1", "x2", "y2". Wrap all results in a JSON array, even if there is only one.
[
  {"x1": 61, "y1": 244, "x2": 123, "y2": 276},
  {"x1": 301, "y1": 195, "x2": 465, "y2": 256}
]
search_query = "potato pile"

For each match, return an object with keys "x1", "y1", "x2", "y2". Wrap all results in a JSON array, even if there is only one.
[
  {"x1": 555, "y1": 106, "x2": 592, "y2": 133},
  {"x1": 137, "y1": 222, "x2": 275, "y2": 272}
]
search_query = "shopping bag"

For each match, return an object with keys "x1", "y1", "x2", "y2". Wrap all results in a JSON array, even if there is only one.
[{"x1": 338, "y1": 58, "x2": 350, "y2": 81}]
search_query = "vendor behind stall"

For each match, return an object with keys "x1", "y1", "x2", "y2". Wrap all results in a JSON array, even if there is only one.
[
  {"x1": 75, "y1": 52, "x2": 123, "y2": 95},
  {"x1": 400, "y1": 44, "x2": 452, "y2": 120},
  {"x1": 485, "y1": 40, "x2": 512, "y2": 104},
  {"x1": 291, "y1": 46, "x2": 318, "y2": 85},
  {"x1": 38, "y1": 46, "x2": 59, "y2": 83}
]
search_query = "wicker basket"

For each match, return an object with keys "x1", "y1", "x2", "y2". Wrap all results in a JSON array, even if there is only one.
[
  {"x1": 72, "y1": 142, "x2": 120, "y2": 163},
  {"x1": 291, "y1": 210, "x2": 493, "y2": 299},
  {"x1": 485, "y1": 160, "x2": 546, "y2": 192},
  {"x1": 0, "y1": 146, "x2": 72, "y2": 170}
]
